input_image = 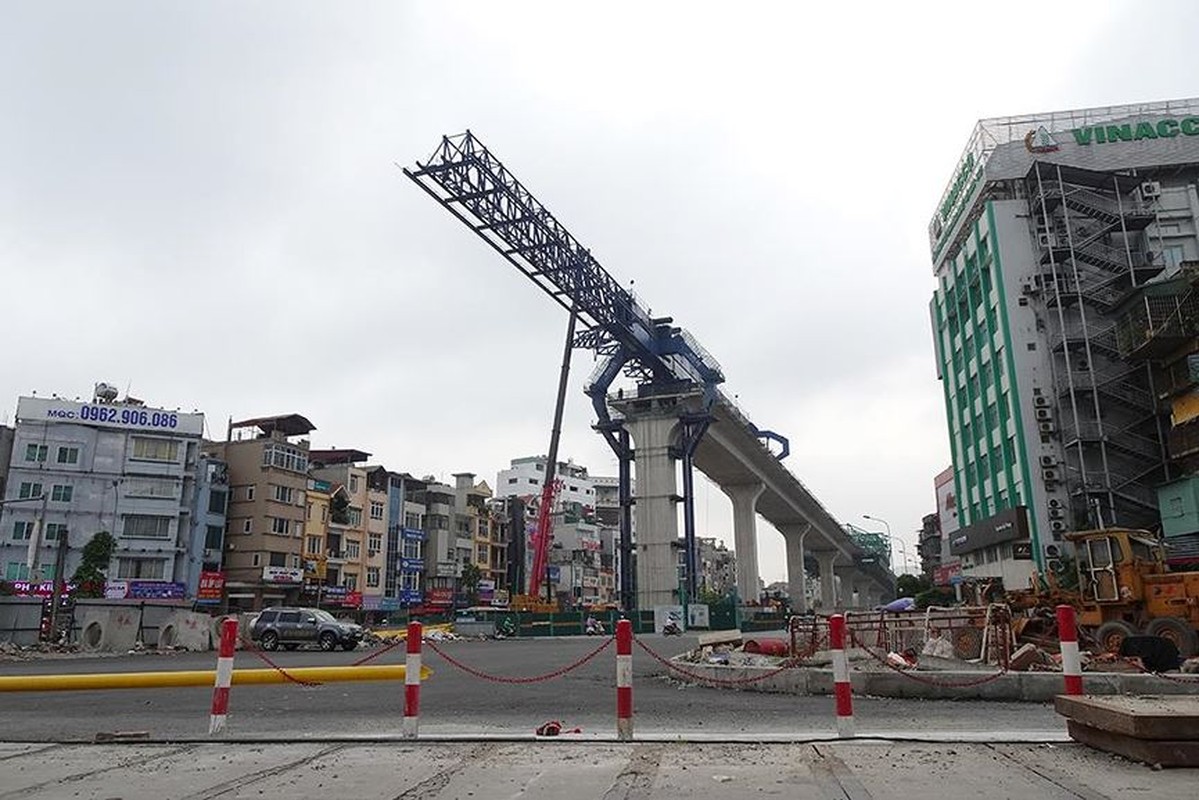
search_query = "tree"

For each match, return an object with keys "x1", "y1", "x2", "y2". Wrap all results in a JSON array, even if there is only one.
[
  {"x1": 895, "y1": 573, "x2": 931, "y2": 599},
  {"x1": 71, "y1": 531, "x2": 115, "y2": 598},
  {"x1": 460, "y1": 562, "x2": 482, "y2": 606}
]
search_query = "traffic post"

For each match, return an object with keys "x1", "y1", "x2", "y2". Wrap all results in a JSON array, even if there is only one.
[
  {"x1": 829, "y1": 614, "x2": 854, "y2": 737},
  {"x1": 404, "y1": 621, "x2": 423, "y2": 739},
  {"x1": 1056, "y1": 604, "x2": 1083, "y2": 696},
  {"x1": 208, "y1": 618, "x2": 237, "y2": 735},
  {"x1": 616, "y1": 619, "x2": 633, "y2": 741}
]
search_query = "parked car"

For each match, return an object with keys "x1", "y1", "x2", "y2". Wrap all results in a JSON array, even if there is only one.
[{"x1": 250, "y1": 607, "x2": 363, "y2": 651}]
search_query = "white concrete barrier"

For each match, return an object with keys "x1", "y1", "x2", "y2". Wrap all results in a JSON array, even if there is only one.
[{"x1": 159, "y1": 611, "x2": 211, "y2": 651}]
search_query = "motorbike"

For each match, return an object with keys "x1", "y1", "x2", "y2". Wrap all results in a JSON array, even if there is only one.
[
  {"x1": 662, "y1": 615, "x2": 683, "y2": 637},
  {"x1": 585, "y1": 617, "x2": 606, "y2": 636}
]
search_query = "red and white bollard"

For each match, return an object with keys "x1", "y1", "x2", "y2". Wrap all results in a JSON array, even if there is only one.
[
  {"x1": 209, "y1": 618, "x2": 237, "y2": 735},
  {"x1": 616, "y1": 619, "x2": 633, "y2": 741},
  {"x1": 1056, "y1": 604, "x2": 1083, "y2": 696},
  {"x1": 404, "y1": 621, "x2": 423, "y2": 739},
  {"x1": 829, "y1": 614, "x2": 854, "y2": 737}
]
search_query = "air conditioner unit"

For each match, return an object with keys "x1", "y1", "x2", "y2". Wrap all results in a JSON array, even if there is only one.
[
  {"x1": 1048, "y1": 498, "x2": 1063, "y2": 509},
  {"x1": 1042, "y1": 468, "x2": 1060, "y2": 482},
  {"x1": 1047, "y1": 557, "x2": 1065, "y2": 573},
  {"x1": 1038, "y1": 232, "x2": 1058, "y2": 248},
  {"x1": 1049, "y1": 508, "x2": 1065, "y2": 520},
  {"x1": 1035, "y1": 408, "x2": 1053, "y2": 420},
  {"x1": 1039, "y1": 455, "x2": 1056, "y2": 467},
  {"x1": 1039, "y1": 421, "x2": 1056, "y2": 433},
  {"x1": 1045, "y1": 544, "x2": 1062, "y2": 559},
  {"x1": 1034, "y1": 396, "x2": 1050, "y2": 408},
  {"x1": 1050, "y1": 520, "x2": 1067, "y2": 533},
  {"x1": 1141, "y1": 181, "x2": 1162, "y2": 200}
]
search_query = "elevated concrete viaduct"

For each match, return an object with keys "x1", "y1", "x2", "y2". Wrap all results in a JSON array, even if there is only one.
[{"x1": 611, "y1": 391, "x2": 895, "y2": 612}]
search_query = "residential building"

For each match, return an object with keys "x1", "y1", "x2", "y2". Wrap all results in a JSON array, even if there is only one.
[
  {"x1": 420, "y1": 479, "x2": 462, "y2": 609},
  {"x1": 917, "y1": 513, "x2": 941, "y2": 578},
  {"x1": 0, "y1": 425, "x2": 14, "y2": 502},
  {"x1": 0, "y1": 388, "x2": 204, "y2": 594},
  {"x1": 183, "y1": 453, "x2": 229, "y2": 598},
  {"x1": 213, "y1": 414, "x2": 314, "y2": 610},
  {"x1": 496, "y1": 456, "x2": 595, "y2": 508},
  {"x1": 300, "y1": 477, "x2": 332, "y2": 606},
  {"x1": 593, "y1": 474, "x2": 631, "y2": 606},
  {"x1": 929, "y1": 97, "x2": 1199, "y2": 588},
  {"x1": 367, "y1": 468, "x2": 426, "y2": 611},
  {"x1": 696, "y1": 536, "x2": 735, "y2": 597},
  {"x1": 309, "y1": 449, "x2": 373, "y2": 610}
]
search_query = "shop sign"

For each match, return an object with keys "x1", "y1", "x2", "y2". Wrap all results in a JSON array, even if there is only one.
[
  {"x1": 932, "y1": 562, "x2": 962, "y2": 587},
  {"x1": 196, "y1": 571, "x2": 225, "y2": 603},
  {"x1": 106, "y1": 580, "x2": 186, "y2": 600},
  {"x1": 1072, "y1": 117, "x2": 1199, "y2": 146},
  {"x1": 427, "y1": 587, "x2": 454, "y2": 606},
  {"x1": 262, "y1": 566, "x2": 303, "y2": 584}
]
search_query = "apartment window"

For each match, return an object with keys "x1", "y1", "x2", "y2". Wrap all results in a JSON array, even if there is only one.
[
  {"x1": 294, "y1": 522, "x2": 304, "y2": 539},
  {"x1": 404, "y1": 512, "x2": 421, "y2": 528},
  {"x1": 262, "y1": 445, "x2": 308, "y2": 474},
  {"x1": 476, "y1": 544, "x2": 488, "y2": 564},
  {"x1": 117, "y1": 558, "x2": 165, "y2": 579},
  {"x1": 306, "y1": 535, "x2": 322, "y2": 555},
  {"x1": 269, "y1": 551, "x2": 287, "y2": 567},
  {"x1": 5, "y1": 562, "x2": 29, "y2": 581},
  {"x1": 252, "y1": 553, "x2": 261, "y2": 567},
  {"x1": 321, "y1": 505, "x2": 328, "y2": 523},
  {"x1": 307, "y1": 502, "x2": 314, "y2": 520},
  {"x1": 508, "y1": 478, "x2": 517, "y2": 484},
  {"x1": 366, "y1": 567, "x2": 380, "y2": 588},
  {"x1": 246, "y1": 485, "x2": 256, "y2": 501},
  {"x1": 122, "y1": 514, "x2": 172, "y2": 539},
  {"x1": 46, "y1": 484, "x2": 72, "y2": 503},
  {"x1": 205, "y1": 525, "x2": 223, "y2": 550},
  {"x1": 24, "y1": 444, "x2": 48, "y2": 463},
  {"x1": 345, "y1": 539, "x2": 361, "y2": 559},
  {"x1": 347, "y1": 508, "x2": 363, "y2": 527},
  {"x1": 402, "y1": 539, "x2": 422, "y2": 559},
  {"x1": 130, "y1": 438, "x2": 176, "y2": 462},
  {"x1": 44, "y1": 523, "x2": 67, "y2": 541},
  {"x1": 291, "y1": 554, "x2": 300, "y2": 569},
  {"x1": 368, "y1": 533, "x2": 382, "y2": 554},
  {"x1": 349, "y1": 476, "x2": 360, "y2": 493},
  {"x1": 272, "y1": 485, "x2": 295, "y2": 504},
  {"x1": 400, "y1": 572, "x2": 419, "y2": 591},
  {"x1": 18, "y1": 482, "x2": 42, "y2": 500},
  {"x1": 208, "y1": 490, "x2": 227, "y2": 515},
  {"x1": 1026, "y1": 342, "x2": 1036, "y2": 351},
  {"x1": 242, "y1": 518, "x2": 252, "y2": 534},
  {"x1": 370, "y1": 501, "x2": 384, "y2": 521},
  {"x1": 1164, "y1": 245, "x2": 1186, "y2": 269},
  {"x1": 12, "y1": 521, "x2": 34, "y2": 541},
  {"x1": 269, "y1": 517, "x2": 290, "y2": 536},
  {"x1": 528, "y1": 478, "x2": 537, "y2": 485}
]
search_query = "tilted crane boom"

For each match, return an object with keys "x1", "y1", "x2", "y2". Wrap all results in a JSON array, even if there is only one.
[{"x1": 405, "y1": 131, "x2": 780, "y2": 606}]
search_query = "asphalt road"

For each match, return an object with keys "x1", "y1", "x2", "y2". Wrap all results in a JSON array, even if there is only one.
[{"x1": 0, "y1": 634, "x2": 1063, "y2": 741}]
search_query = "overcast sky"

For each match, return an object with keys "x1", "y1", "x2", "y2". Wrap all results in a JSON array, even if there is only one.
[{"x1": 3, "y1": 2, "x2": 1197, "y2": 583}]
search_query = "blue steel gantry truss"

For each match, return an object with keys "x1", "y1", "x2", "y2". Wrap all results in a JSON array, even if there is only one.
[{"x1": 404, "y1": 131, "x2": 786, "y2": 609}]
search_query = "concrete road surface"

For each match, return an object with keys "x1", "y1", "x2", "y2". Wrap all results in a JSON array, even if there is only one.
[
  {"x1": 0, "y1": 740, "x2": 1196, "y2": 799},
  {"x1": 0, "y1": 634, "x2": 1063, "y2": 741}
]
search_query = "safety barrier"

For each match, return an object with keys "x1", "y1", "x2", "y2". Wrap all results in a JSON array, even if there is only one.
[
  {"x1": 616, "y1": 619, "x2": 632, "y2": 741},
  {"x1": 1055, "y1": 605, "x2": 1083, "y2": 696},
  {"x1": 404, "y1": 621, "x2": 422, "y2": 739},
  {"x1": 830, "y1": 614, "x2": 854, "y2": 737},
  {"x1": 209, "y1": 618, "x2": 237, "y2": 735}
]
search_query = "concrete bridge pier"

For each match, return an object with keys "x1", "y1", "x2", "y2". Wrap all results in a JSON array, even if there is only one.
[
  {"x1": 814, "y1": 551, "x2": 838, "y2": 611},
  {"x1": 722, "y1": 482, "x2": 765, "y2": 604},
  {"x1": 624, "y1": 408, "x2": 681, "y2": 610},
  {"x1": 780, "y1": 523, "x2": 811, "y2": 613}
]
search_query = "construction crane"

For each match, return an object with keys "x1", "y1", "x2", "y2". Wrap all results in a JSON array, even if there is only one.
[{"x1": 404, "y1": 132, "x2": 784, "y2": 608}]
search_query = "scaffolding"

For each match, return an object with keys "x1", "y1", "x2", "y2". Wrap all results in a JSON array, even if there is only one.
[{"x1": 1027, "y1": 162, "x2": 1169, "y2": 532}]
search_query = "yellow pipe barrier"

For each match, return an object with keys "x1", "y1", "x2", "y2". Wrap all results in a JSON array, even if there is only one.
[{"x1": 0, "y1": 664, "x2": 432, "y2": 693}]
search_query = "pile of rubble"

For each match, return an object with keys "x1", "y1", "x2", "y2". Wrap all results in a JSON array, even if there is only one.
[{"x1": 0, "y1": 640, "x2": 81, "y2": 660}]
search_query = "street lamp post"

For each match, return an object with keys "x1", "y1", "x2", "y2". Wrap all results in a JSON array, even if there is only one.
[{"x1": 863, "y1": 515, "x2": 912, "y2": 575}]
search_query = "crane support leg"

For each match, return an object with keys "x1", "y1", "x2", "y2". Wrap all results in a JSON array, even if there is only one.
[
  {"x1": 617, "y1": 428, "x2": 634, "y2": 613},
  {"x1": 674, "y1": 414, "x2": 711, "y2": 606}
]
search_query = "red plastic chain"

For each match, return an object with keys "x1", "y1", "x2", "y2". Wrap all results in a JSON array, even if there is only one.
[
  {"x1": 422, "y1": 635, "x2": 613, "y2": 684},
  {"x1": 243, "y1": 642, "x2": 323, "y2": 687},
  {"x1": 849, "y1": 630, "x2": 1009, "y2": 688},
  {"x1": 633, "y1": 637, "x2": 806, "y2": 686},
  {"x1": 351, "y1": 635, "x2": 406, "y2": 667}
]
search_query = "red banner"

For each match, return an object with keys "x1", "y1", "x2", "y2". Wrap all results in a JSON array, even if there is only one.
[
  {"x1": 426, "y1": 587, "x2": 454, "y2": 607},
  {"x1": 197, "y1": 571, "x2": 225, "y2": 602},
  {"x1": 932, "y1": 562, "x2": 962, "y2": 587}
]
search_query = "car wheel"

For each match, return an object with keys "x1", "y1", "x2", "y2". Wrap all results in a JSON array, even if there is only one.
[
  {"x1": 261, "y1": 631, "x2": 280, "y2": 651},
  {"x1": 341, "y1": 641, "x2": 357, "y2": 651},
  {"x1": 283, "y1": 643, "x2": 299, "y2": 651},
  {"x1": 1094, "y1": 620, "x2": 1137, "y2": 654},
  {"x1": 319, "y1": 631, "x2": 338, "y2": 651}
]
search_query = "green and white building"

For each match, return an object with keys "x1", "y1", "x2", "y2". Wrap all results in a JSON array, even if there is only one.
[{"x1": 929, "y1": 98, "x2": 1199, "y2": 588}]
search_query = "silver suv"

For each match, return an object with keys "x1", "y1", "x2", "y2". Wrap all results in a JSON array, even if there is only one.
[{"x1": 251, "y1": 607, "x2": 363, "y2": 651}]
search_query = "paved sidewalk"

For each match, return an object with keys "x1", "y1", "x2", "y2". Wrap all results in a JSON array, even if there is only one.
[{"x1": 1, "y1": 739, "x2": 1196, "y2": 799}]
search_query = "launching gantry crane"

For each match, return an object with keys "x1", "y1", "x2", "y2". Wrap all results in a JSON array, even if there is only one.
[{"x1": 405, "y1": 132, "x2": 786, "y2": 610}]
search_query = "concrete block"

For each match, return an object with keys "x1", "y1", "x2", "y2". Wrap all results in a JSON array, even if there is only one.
[
  {"x1": 78, "y1": 608, "x2": 140, "y2": 652},
  {"x1": 157, "y1": 611, "x2": 211, "y2": 651},
  {"x1": 0, "y1": 598, "x2": 45, "y2": 646},
  {"x1": 1067, "y1": 720, "x2": 1199, "y2": 767},
  {"x1": 1056, "y1": 695, "x2": 1199, "y2": 740}
]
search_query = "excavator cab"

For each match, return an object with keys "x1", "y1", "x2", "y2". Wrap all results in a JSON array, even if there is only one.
[{"x1": 1067, "y1": 529, "x2": 1166, "y2": 605}]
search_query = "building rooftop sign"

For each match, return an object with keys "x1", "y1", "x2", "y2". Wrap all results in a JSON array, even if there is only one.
[
  {"x1": 17, "y1": 396, "x2": 204, "y2": 437},
  {"x1": 929, "y1": 96, "x2": 1199, "y2": 261}
]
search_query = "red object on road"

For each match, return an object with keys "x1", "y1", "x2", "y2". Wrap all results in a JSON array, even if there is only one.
[
  {"x1": 1056, "y1": 604, "x2": 1083, "y2": 696},
  {"x1": 616, "y1": 619, "x2": 633, "y2": 741},
  {"x1": 404, "y1": 621, "x2": 423, "y2": 738},
  {"x1": 743, "y1": 638, "x2": 789, "y2": 657},
  {"x1": 209, "y1": 618, "x2": 237, "y2": 735},
  {"x1": 829, "y1": 614, "x2": 854, "y2": 737}
]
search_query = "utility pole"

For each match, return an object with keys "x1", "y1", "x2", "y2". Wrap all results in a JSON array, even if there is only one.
[{"x1": 48, "y1": 529, "x2": 69, "y2": 642}]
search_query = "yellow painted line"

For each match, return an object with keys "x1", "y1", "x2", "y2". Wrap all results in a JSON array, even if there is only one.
[{"x1": 0, "y1": 664, "x2": 433, "y2": 693}]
